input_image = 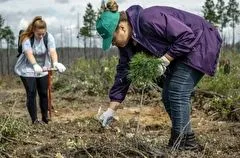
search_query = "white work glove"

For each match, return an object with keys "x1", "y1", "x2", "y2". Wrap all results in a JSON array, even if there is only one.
[
  {"x1": 158, "y1": 56, "x2": 170, "y2": 76},
  {"x1": 99, "y1": 108, "x2": 115, "y2": 127},
  {"x1": 33, "y1": 63, "x2": 43, "y2": 73},
  {"x1": 53, "y1": 62, "x2": 66, "y2": 73}
]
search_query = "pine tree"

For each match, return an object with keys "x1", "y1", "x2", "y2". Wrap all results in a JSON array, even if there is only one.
[
  {"x1": 128, "y1": 53, "x2": 163, "y2": 134},
  {"x1": 0, "y1": 15, "x2": 5, "y2": 48},
  {"x1": 80, "y1": 3, "x2": 97, "y2": 49},
  {"x1": 202, "y1": 0, "x2": 218, "y2": 25},
  {"x1": 80, "y1": 26, "x2": 88, "y2": 59},
  {"x1": 216, "y1": 0, "x2": 229, "y2": 32},
  {"x1": 0, "y1": 15, "x2": 15, "y2": 48},
  {"x1": 227, "y1": 0, "x2": 240, "y2": 48},
  {"x1": 1, "y1": 26, "x2": 15, "y2": 46},
  {"x1": 0, "y1": 15, "x2": 4, "y2": 31}
]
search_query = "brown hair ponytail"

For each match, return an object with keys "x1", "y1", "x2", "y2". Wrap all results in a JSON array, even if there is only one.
[
  {"x1": 103, "y1": 0, "x2": 128, "y2": 22},
  {"x1": 19, "y1": 16, "x2": 47, "y2": 44},
  {"x1": 106, "y1": 0, "x2": 118, "y2": 12}
]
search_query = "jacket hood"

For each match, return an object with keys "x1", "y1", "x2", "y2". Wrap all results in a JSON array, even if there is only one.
[{"x1": 126, "y1": 5, "x2": 143, "y2": 39}]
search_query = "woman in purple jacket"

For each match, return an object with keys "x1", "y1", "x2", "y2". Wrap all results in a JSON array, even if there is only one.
[{"x1": 96, "y1": 0, "x2": 222, "y2": 151}]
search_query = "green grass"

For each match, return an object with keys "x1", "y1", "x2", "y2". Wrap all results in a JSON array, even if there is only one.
[
  {"x1": 53, "y1": 56, "x2": 118, "y2": 96},
  {"x1": 198, "y1": 51, "x2": 240, "y2": 121},
  {"x1": 198, "y1": 51, "x2": 240, "y2": 97},
  {"x1": 54, "y1": 51, "x2": 240, "y2": 121}
]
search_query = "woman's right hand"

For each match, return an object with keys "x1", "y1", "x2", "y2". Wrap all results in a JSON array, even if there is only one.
[
  {"x1": 33, "y1": 63, "x2": 43, "y2": 73},
  {"x1": 99, "y1": 101, "x2": 121, "y2": 127},
  {"x1": 99, "y1": 108, "x2": 115, "y2": 127}
]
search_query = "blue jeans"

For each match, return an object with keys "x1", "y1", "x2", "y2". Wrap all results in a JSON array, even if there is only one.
[{"x1": 162, "y1": 61, "x2": 204, "y2": 134}]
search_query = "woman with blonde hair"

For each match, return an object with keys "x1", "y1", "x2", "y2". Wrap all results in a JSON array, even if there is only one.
[
  {"x1": 96, "y1": 0, "x2": 222, "y2": 151},
  {"x1": 15, "y1": 16, "x2": 66, "y2": 124}
]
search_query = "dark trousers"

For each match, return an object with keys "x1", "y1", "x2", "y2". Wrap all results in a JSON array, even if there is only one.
[{"x1": 20, "y1": 75, "x2": 48, "y2": 123}]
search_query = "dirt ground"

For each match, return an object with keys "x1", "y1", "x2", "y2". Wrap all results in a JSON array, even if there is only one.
[{"x1": 0, "y1": 82, "x2": 240, "y2": 158}]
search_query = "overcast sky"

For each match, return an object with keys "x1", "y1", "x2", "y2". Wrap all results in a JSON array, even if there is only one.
[{"x1": 0, "y1": 0, "x2": 239, "y2": 47}]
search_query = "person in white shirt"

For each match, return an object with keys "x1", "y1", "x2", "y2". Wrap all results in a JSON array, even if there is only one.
[{"x1": 15, "y1": 16, "x2": 66, "y2": 124}]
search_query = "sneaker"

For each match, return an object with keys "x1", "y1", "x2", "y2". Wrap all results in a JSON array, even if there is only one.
[
  {"x1": 42, "y1": 118, "x2": 49, "y2": 124},
  {"x1": 32, "y1": 120, "x2": 41, "y2": 124},
  {"x1": 32, "y1": 120, "x2": 47, "y2": 125}
]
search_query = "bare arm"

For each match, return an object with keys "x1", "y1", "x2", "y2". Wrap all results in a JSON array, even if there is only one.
[
  {"x1": 25, "y1": 50, "x2": 37, "y2": 65},
  {"x1": 49, "y1": 48, "x2": 58, "y2": 64}
]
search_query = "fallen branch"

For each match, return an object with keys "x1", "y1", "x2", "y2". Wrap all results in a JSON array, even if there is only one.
[
  {"x1": 0, "y1": 135, "x2": 16, "y2": 144},
  {"x1": 200, "y1": 142, "x2": 208, "y2": 158},
  {"x1": 26, "y1": 144, "x2": 52, "y2": 157},
  {"x1": 126, "y1": 146, "x2": 148, "y2": 158},
  {"x1": 0, "y1": 151, "x2": 12, "y2": 158},
  {"x1": 37, "y1": 154, "x2": 52, "y2": 158},
  {"x1": 82, "y1": 146, "x2": 93, "y2": 158},
  {"x1": 0, "y1": 135, "x2": 41, "y2": 146},
  {"x1": 21, "y1": 139, "x2": 42, "y2": 145},
  {"x1": 232, "y1": 108, "x2": 240, "y2": 112},
  {"x1": 112, "y1": 148, "x2": 129, "y2": 158},
  {"x1": 61, "y1": 96, "x2": 77, "y2": 102},
  {"x1": 73, "y1": 134, "x2": 166, "y2": 157},
  {"x1": 193, "y1": 89, "x2": 225, "y2": 98}
]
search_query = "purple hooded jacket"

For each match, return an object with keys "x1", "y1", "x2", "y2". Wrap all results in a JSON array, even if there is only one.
[{"x1": 109, "y1": 5, "x2": 222, "y2": 102}]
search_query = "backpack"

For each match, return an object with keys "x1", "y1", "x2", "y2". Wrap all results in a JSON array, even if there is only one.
[{"x1": 17, "y1": 30, "x2": 48, "y2": 57}]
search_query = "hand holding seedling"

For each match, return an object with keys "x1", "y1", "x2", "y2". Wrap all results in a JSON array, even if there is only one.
[
  {"x1": 99, "y1": 52, "x2": 165, "y2": 129},
  {"x1": 157, "y1": 56, "x2": 171, "y2": 76}
]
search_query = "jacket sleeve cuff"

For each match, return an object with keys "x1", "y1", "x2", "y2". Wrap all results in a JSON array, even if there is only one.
[
  {"x1": 110, "y1": 99, "x2": 123, "y2": 103},
  {"x1": 167, "y1": 50, "x2": 177, "y2": 59}
]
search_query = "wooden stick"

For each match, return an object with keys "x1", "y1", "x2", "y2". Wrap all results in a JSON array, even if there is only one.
[{"x1": 47, "y1": 70, "x2": 53, "y2": 119}]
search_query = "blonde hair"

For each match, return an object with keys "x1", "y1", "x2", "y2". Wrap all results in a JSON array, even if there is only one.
[
  {"x1": 102, "y1": 0, "x2": 128, "y2": 22},
  {"x1": 19, "y1": 16, "x2": 47, "y2": 44},
  {"x1": 105, "y1": 0, "x2": 118, "y2": 12}
]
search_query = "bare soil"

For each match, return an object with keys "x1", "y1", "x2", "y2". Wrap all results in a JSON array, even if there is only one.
[{"x1": 0, "y1": 83, "x2": 239, "y2": 158}]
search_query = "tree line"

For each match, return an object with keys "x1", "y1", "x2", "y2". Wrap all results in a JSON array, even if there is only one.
[
  {"x1": 202, "y1": 0, "x2": 240, "y2": 49},
  {"x1": 0, "y1": 0, "x2": 239, "y2": 51},
  {"x1": 0, "y1": 15, "x2": 15, "y2": 49},
  {"x1": 80, "y1": 0, "x2": 240, "y2": 51}
]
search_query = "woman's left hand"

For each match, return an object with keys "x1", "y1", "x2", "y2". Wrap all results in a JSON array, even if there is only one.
[
  {"x1": 53, "y1": 62, "x2": 66, "y2": 73},
  {"x1": 158, "y1": 56, "x2": 171, "y2": 76}
]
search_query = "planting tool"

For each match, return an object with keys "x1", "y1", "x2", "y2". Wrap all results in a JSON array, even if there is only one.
[{"x1": 43, "y1": 67, "x2": 57, "y2": 119}]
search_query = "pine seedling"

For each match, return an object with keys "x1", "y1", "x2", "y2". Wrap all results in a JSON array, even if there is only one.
[{"x1": 128, "y1": 52, "x2": 163, "y2": 134}]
